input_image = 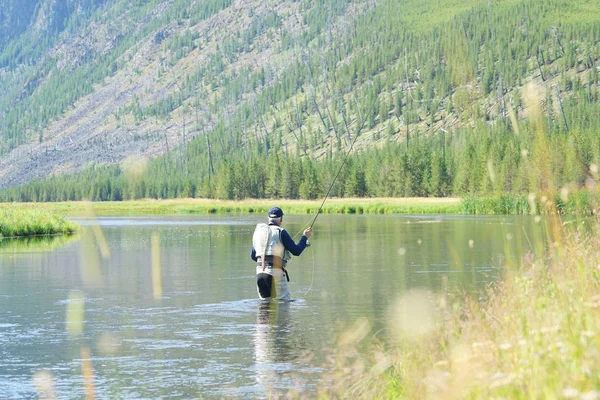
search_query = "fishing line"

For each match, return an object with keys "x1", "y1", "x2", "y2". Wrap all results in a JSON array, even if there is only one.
[
  {"x1": 290, "y1": 67, "x2": 391, "y2": 297},
  {"x1": 298, "y1": 94, "x2": 375, "y2": 297},
  {"x1": 300, "y1": 136, "x2": 359, "y2": 297},
  {"x1": 303, "y1": 244, "x2": 316, "y2": 296},
  {"x1": 308, "y1": 126, "x2": 363, "y2": 229},
  {"x1": 290, "y1": 114, "x2": 364, "y2": 240}
]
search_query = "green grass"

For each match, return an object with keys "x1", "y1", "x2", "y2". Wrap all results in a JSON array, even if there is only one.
[
  {"x1": 4, "y1": 193, "x2": 599, "y2": 218},
  {"x1": 0, "y1": 206, "x2": 78, "y2": 238},
  {"x1": 461, "y1": 190, "x2": 600, "y2": 215},
  {"x1": 460, "y1": 194, "x2": 532, "y2": 214},
  {"x1": 3, "y1": 191, "x2": 598, "y2": 222},
  {"x1": 0, "y1": 198, "x2": 463, "y2": 216}
]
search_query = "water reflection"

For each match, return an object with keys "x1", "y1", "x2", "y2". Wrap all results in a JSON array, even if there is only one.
[
  {"x1": 254, "y1": 300, "x2": 312, "y2": 396},
  {"x1": 0, "y1": 234, "x2": 78, "y2": 254}
]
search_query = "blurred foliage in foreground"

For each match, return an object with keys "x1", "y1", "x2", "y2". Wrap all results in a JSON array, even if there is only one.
[{"x1": 316, "y1": 213, "x2": 600, "y2": 399}]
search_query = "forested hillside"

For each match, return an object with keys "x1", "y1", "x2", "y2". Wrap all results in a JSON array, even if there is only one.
[{"x1": 1, "y1": 0, "x2": 600, "y2": 202}]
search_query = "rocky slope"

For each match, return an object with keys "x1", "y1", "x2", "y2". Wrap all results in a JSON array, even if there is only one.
[
  {"x1": 0, "y1": 0, "x2": 598, "y2": 190},
  {"x1": 0, "y1": 0, "x2": 365, "y2": 188}
]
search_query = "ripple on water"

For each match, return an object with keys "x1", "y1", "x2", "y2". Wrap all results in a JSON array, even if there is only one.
[
  {"x1": 123, "y1": 338, "x2": 194, "y2": 350},
  {"x1": 73, "y1": 216, "x2": 255, "y2": 227}
]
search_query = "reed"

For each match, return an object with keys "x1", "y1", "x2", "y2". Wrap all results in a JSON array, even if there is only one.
[
  {"x1": 461, "y1": 191, "x2": 600, "y2": 215},
  {"x1": 0, "y1": 206, "x2": 78, "y2": 238}
]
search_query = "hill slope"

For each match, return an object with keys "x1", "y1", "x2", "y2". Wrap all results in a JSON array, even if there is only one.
[{"x1": 1, "y1": 0, "x2": 600, "y2": 200}]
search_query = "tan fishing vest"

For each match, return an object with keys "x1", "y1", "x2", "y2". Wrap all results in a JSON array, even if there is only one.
[{"x1": 252, "y1": 223, "x2": 291, "y2": 269}]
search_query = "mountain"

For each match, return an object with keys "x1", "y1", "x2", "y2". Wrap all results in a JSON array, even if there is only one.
[{"x1": 0, "y1": 0, "x2": 599, "y2": 201}]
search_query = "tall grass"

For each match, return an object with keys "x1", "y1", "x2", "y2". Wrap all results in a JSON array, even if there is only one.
[
  {"x1": 316, "y1": 215, "x2": 600, "y2": 399},
  {"x1": 460, "y1": 194, "x2": 531, "y2": 214},
  {"x1": 462, "y1": 190, "x2": 600, "y2": 215},
  {"x1": 0, "y1": 206, "x2": 78, "y2": 238}
]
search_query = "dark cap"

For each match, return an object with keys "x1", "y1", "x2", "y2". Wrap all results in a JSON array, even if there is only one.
[{"x1": 268, "y1": 206, "x2": 284, "y2": 218}]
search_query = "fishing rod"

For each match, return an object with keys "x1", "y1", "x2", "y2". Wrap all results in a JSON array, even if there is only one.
[
  {"x1": 300, "y1": 98, "x2": 372, "y2": 297},
  {"x1": 307, "y1": 91, "x2": 376, "y2": 229},
  {"x1": 308, "y1": 127, "x2": 363, "y2": 229},
  {"x1": 297, "y1": 75, "x2": 394, "y2": 296}
]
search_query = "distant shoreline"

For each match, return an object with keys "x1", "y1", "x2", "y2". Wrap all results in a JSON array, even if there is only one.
[
  {"x1": 3, "y1": 193, "x2": 598, "y2": 217},
  {"x1": 1, "y1": 198, "x2": 463, "y2": 216}
]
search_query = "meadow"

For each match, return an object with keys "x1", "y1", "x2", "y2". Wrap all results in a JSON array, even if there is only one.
[{"x1": 0, "y1": 197, "x2": 463, "y2": 217}]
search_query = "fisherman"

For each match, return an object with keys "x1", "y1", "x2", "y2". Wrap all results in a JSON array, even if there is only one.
[{"x1": 251, "y1": 206, "x2": 312, "y2": 301}]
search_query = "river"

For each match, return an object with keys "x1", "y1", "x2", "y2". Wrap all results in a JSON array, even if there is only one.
[{"x1": 0, "y1": 214, "x2": 545, "y2": 398}]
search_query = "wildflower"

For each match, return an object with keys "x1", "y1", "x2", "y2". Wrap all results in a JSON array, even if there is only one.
[
  {"x1": 562, "y1": 387, "x2": 579, "y2": 398},
  {"x1": 489, "y1": 372, "x2": 515, "y2": 388},
  {"x1": 471, "y1": 341, "x2": 494, "y2": 350},
  {"x1": 560, "y1": 187, "x2": 570, "y2": 202},
  {"x1": 499, "y1": 343, "x2": 512, "y2": 351},
  {"x1": 540, "y1": 326, "x2": 559, "y2": 333}
]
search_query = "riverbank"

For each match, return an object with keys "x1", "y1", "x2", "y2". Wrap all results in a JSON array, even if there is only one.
[
  {"x1": 2, "y1": 191, "x2": 598, "y2": 219},
  {"x1": 1, "y1": 198, "x2": 463, "y2": 216},
  {"x1": 462, "y1": 191, "x2": 600, "y2": 215},
  {"x1": 0, "y1": 207, "x2": 78, "y2": 238},
  {"x1": 319, "y1": 214, "x2": 600, "y2": 398}
]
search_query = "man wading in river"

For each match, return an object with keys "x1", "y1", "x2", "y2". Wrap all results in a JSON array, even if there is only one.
[{"x1": 251, "y1": 207, "x2": 312, "y2": 301}]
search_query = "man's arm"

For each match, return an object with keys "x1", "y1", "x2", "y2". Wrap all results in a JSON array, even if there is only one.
[
  {"x1": 280, "y1": 229, "x2": 308, "y2": 256},
  {"x1": 250, "y1": 246, "x2": 258, "y2": 262}
]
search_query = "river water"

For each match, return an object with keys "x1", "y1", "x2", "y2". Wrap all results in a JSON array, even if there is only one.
[{"x1": 0, "y1": 214, "x2": 545, "y2": 398}]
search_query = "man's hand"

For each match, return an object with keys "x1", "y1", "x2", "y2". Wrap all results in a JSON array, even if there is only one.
[{"x1": 303, "y1": 227, "x2": 312, "y2": 239}]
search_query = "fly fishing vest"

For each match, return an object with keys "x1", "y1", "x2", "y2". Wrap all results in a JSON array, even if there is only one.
[{"x1": 252, "y1": 223, "x2": 292, "y2": 271}]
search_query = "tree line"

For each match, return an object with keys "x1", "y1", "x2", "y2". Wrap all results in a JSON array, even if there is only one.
[{"x1": 2, "y1": 103, "x2": 599, "y2": 202}]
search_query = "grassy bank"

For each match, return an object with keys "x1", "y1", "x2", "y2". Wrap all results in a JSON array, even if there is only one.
[
  {"x1": 1, "y1": 198, "x2": 463, "y2": 216},
  {"x1": 317, "y1": 213, "x2": 600, "y2": 398},
  {"x1": 3, "y1": 191, "x2": 598, "y2": 219},
  {"x1": 461, "y1": 190, "x2": 600, "y2": 215},
  {"x1": 0, "y1": 207, "x2": 78, "y2": 238}
]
